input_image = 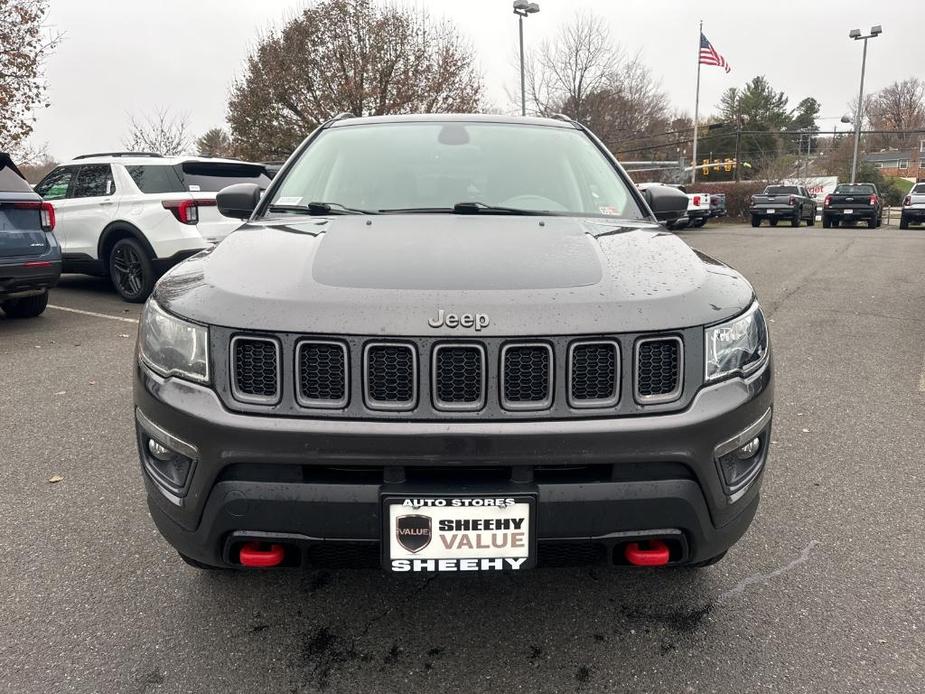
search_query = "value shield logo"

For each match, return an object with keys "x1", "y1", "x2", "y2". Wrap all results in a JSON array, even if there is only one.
[{"x1": 395, "y1": 514, "x2": 432, "y2": 553}]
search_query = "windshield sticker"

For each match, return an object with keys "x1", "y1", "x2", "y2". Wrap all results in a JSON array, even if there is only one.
[
  {"x1": 277, "y1": 196, "x2": 302, "y2": 206},
  {"x1": 598, "y1": 206, "x2": 621, "y2": 216},
  {"x1": 188, "y1": 184, "x2": 201, "y2": 192}
]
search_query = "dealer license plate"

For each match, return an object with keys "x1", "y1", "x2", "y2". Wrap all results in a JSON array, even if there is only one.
[
  {"x1": 768, "y1": 209, "x2": 777, "y2": 214},
  {"x1": 844, "y1": 209, "x2": 854, "y2": 214},
  {"x1": 383, "y1": 495, "x2": 535, "y2": 572}
]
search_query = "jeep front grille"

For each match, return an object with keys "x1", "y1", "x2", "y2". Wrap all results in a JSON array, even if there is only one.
[
  {"x1": 231, "y1": 336, "x2": 280, "y2": 404},
  {"x1": 297, "y1": 340, "x2": 348, "y2": 408},
  {"x1": 432, "y1": 344, "x2": 486, "y2": 411},
  {"x1": 216, "y1": 330, "x2": 696, "y2": 419},
  {"x1": 569, "y1": 341, "x2": 619, "y2": 407},
  {"x1": 501, "y1": 343, "x2": 553, "y2": 410},
  {"x1": 364, "y1": 343, "x2": 417, "y2": 411},
  {"x1": 635, "y1": 336, "x2": 683, "y2": 403}
]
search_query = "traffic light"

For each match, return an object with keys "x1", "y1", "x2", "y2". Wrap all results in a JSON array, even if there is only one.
[
  {"x1": 724, "y1": 158, "x2": 733, "y2": 172},
  {"x1": 702, "y1": 159, "x2": 710, "y2": 175}
]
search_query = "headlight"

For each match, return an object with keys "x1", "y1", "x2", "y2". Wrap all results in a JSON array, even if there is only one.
[
  {"x1": 705, "y1": 302, "x2": 769, "y2": 381},
  {"x1": 139, "y1": 299, "x2": 210, "y2": 383}
]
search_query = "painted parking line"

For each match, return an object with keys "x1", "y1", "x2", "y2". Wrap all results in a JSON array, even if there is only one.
[
  {"x1": 47, "y1": 304, "x2": 139, "y2": 324},
  {"x1": 919, "y1": 353, "x2": 925, "y2": 393}
]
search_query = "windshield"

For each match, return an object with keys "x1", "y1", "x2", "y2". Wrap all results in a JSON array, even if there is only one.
[
  {"x1": 834, "y1": 184, "x2": 875, "y2": 195},
  {"x1": 765, "y1": 186, "x2": 798, "y2": 195},
  {"x1": 265, "y1": 122, "x2": 645, "y2": 219}
]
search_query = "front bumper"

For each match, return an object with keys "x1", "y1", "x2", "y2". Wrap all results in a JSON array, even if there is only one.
[{"x1": 134, "y1": 359, "x2": 773, "y2": 569}]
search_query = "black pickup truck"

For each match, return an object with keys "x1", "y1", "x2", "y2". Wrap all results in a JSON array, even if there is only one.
[
  {"x1": 749, "y1": 185, "x2": 817, "y2": 228},
  {"x1": 822, "y1": 183, "x2": 882, "y2": 228}
]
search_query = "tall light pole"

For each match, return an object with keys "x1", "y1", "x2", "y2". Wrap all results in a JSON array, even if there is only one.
[
  {"x1": 848, "y1": 25, "x2": 882, "y2": 183},
  {"x1": 513, "y1": 1, "x2": 540, "y2": 117}
]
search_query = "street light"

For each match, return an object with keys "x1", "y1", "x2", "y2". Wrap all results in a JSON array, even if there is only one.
[
  {"x1": 848, "y1": 25, "x2": 882, "y2": 183},
  {"x1": 513, "y1": 1, "x2": 540, "y2": 117}
]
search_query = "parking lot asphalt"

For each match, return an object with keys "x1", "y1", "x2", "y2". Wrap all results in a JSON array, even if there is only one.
[{"x1": 1, "y1": 224, "x2": 924, "y2": 693}]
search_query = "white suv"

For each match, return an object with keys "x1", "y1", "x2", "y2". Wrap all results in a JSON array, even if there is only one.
[{"x1": 34, "y1": 153, "x2": 271, "y2": 301}]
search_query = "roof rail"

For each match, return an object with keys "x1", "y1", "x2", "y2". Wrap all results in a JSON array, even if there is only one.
[
  {"x1": 550, "y1": 113, "x2": 575, "y2": 124},
  {"x1": 73, "y1": 151, "x2": 162, "y2": 160},
  {"x1": 329, "y1": 112, "x2": 355, "y2": 122}
]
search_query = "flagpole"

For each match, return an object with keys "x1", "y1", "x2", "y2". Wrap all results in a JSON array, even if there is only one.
[{"x1": 691, "y1": 20, "x2": 703, "y2": 184}]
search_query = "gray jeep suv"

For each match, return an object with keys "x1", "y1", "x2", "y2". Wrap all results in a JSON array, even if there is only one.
[{"x1": 134, "y1": 114, "x2": 773, "y2": 572}]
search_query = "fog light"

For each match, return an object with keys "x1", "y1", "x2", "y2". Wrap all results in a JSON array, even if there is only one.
[
  {"x1": 143, "y1": 435, "x2": 194, "y2": 493},
  {"x1": 737, "y1": 437, "x2": 761, "y2": 459},
  {"x1": 147, "y1": 438, "x2": 173, "y2": 461}
]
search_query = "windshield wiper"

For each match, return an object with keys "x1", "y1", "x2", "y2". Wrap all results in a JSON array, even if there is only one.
[
  {"x1": 452, "y1": 201, "x2": 545, "y2": 215},
  {"x1": 377, "y1": 202, "x2": 547, "y2": 215},
  {"x1": 267, "y1": 201, "x2": 373, "y2": 216}
]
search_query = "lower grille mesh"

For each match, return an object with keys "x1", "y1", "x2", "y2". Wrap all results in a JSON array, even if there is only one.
[
  {"x1": 637, "y1": 338, "x2": 681, "y2": 400},
  {"x1": 232, "y1": 338, "x2": 278, "y2": 401}
]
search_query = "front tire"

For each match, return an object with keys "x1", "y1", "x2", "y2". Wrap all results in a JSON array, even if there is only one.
[
  {"x1": 109, "y1": 237, "x2": 155, "y2": 303},
  {"x1": 769, "y1": 218, "x2": 779, "y2": 227},
  {"x1": 1, "y1": 290, "x2": 49, "y2": 318},
  {"x1": 691, "y1": 217, "x2": 706, "y2": 228},
  {"x1": 751, "y1": 215, "x2": 761, "y2": 227}
]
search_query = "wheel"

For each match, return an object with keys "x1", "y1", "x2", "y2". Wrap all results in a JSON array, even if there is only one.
[
  {"x1": 687, "y1": 551, "x2": 727, "y2": 568},
  {"x1": 822, "y1": 216, "x2": 831, "y2": 229},
  {"x1": 790, "y1": 212, "x2": 800, "y2": 228},
  {"x1": 769, "y1": 218, "x2": 778, "y2": 227},
  {"x1": 900, "y1": 216, "x2": 909, "y2": 230},
  {"x1": 691, "y1": 217, "x2": 705, "y2": 228},
  {"x1": 750, "y1": 215, "x2": 760, "y2": 228},
  {"x1": 1, "y1": 290, "x2": 49, "y2": 318},
  {"x1": 178, "y1": 551, "x2": 227, "y2": 571},
  {"x1": 807, "y1": 208, "x2": 816, "y2": 226},
  {"x1": 109, "y1": 237, "x2": 155, "y2": 303},
  {"x1": 867, "y1": 213, "x2": 876, "y2": 229}
]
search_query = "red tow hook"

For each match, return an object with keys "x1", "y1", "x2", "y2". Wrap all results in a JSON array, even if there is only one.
[
  {"x1": 239, "y1": 542, "x2": 286, "y2": 568},
  {"x1": 624, "y1": 539, "x2": 670, "y2": 566}
]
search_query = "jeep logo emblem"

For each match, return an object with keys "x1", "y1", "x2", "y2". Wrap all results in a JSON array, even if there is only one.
[{"x1": 427, "y1": 309, "x2": 490, "y2": 331}]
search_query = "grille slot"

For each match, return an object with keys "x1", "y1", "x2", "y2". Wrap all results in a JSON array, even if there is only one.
[
  {"x1": 231, "y1": 336, "x2": 280, "y2": 405},
  {"x1": 568, "y1": 341, "x2": 620, "y2": 408},
  {"x1": 635, "y1": 336, "x2": 683, "y2": 404},
  {"x1": 364, "y1": 343, "x2": 417, "y2": 411},
  {"x1": 432, "y1": 344, "x2": 486, "y2": 411},
  {"x1": 296, "y1": 340, "x2": 348, "y2": 408},
  {"x1": 500, "y1": 343, "x2": 553, "y2": 411}
]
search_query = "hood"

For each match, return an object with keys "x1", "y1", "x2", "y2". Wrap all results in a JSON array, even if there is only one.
[{"x1": 154, "y1": 215, "x2": 754, "y2": 336}]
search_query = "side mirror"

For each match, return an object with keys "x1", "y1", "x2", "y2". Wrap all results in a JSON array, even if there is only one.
[
  {"x1": 216, "y1": 182, "x2": 262, "y2": 219},
  {"x1": 642, "y1": 186, "x2": 689, "y2": 223}
]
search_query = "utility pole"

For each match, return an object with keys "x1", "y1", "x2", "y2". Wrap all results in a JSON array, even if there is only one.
[
  {"x1": 513, "y1": 1, "x2": 540, "y2": 117},
  {"x1": 848, "y1": 25, "x2": 882, "y2": 183},
  {"x1": 691, "y1": 20, "x2": 703, "y2": 184},
  {"x1": 734, "y1": 115, "x2": 743, "y2": 183}
]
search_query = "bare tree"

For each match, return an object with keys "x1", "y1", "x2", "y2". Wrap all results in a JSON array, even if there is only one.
[
  {"x1": 227, "y1": 0, "x2": 484, "y2": 161},
  {"x1": 196, "y1": 128, "x2": 234, "y2": 158},
  {"x1": 0, "y1": 0, "x2": 61, "y2": 157},
  {"x1": 123, "y1": 108, "x2": 192, "y2": 155},
  {"x1": 525, "y1": 11, "x2": 671, "y2": 155},
  {"x1": 865, "y1": 78, "x2": 925, "y2": 150}
]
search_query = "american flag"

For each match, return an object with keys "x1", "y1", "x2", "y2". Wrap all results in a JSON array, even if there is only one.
[{"x1": 699, "y1": 33, "x2": 731, "y2": 73}]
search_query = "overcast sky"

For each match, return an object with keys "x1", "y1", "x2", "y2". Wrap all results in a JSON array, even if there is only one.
[{"x1": 31, "y1": 0, "x2": 925, "y2": 160}]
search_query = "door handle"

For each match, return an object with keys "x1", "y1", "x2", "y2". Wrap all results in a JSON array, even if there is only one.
[{"x1": 99, "y1": 200, "x2": 114, "y2": 206}]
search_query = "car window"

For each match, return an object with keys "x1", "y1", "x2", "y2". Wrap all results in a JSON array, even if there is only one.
[
  {"x1": 834, "y1": 184, "x2": 875, "y2": 195},
  {"x1": 176, "y1": 162, "x2": 271, "y2": 192},
  {"x1": 35, "y1": 167, "x2": 76, "y2": 200},
  {"x1": 765, "y1": 186, "x2": 798, "y2": 195},
  {"x1": 268, "y1": 122, "x2": 645, "y2": 219},
  {"x1": 912, "y1": 184, "x2": 925, "y2": 194},
  {"x1": 73, "y1": 164, "x2": 115, "y2": 198},
  {"x1": 126, "y1": 165, "x2": 185, "y2": 194}
]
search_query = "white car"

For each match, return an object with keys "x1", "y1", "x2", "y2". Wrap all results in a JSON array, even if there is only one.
[
  {"x1": 34, "y1": 153, "x2": 271, "y2": 301},
  {"x1": 665, "y1": 184, "x2": 711, "y2": 229}
]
